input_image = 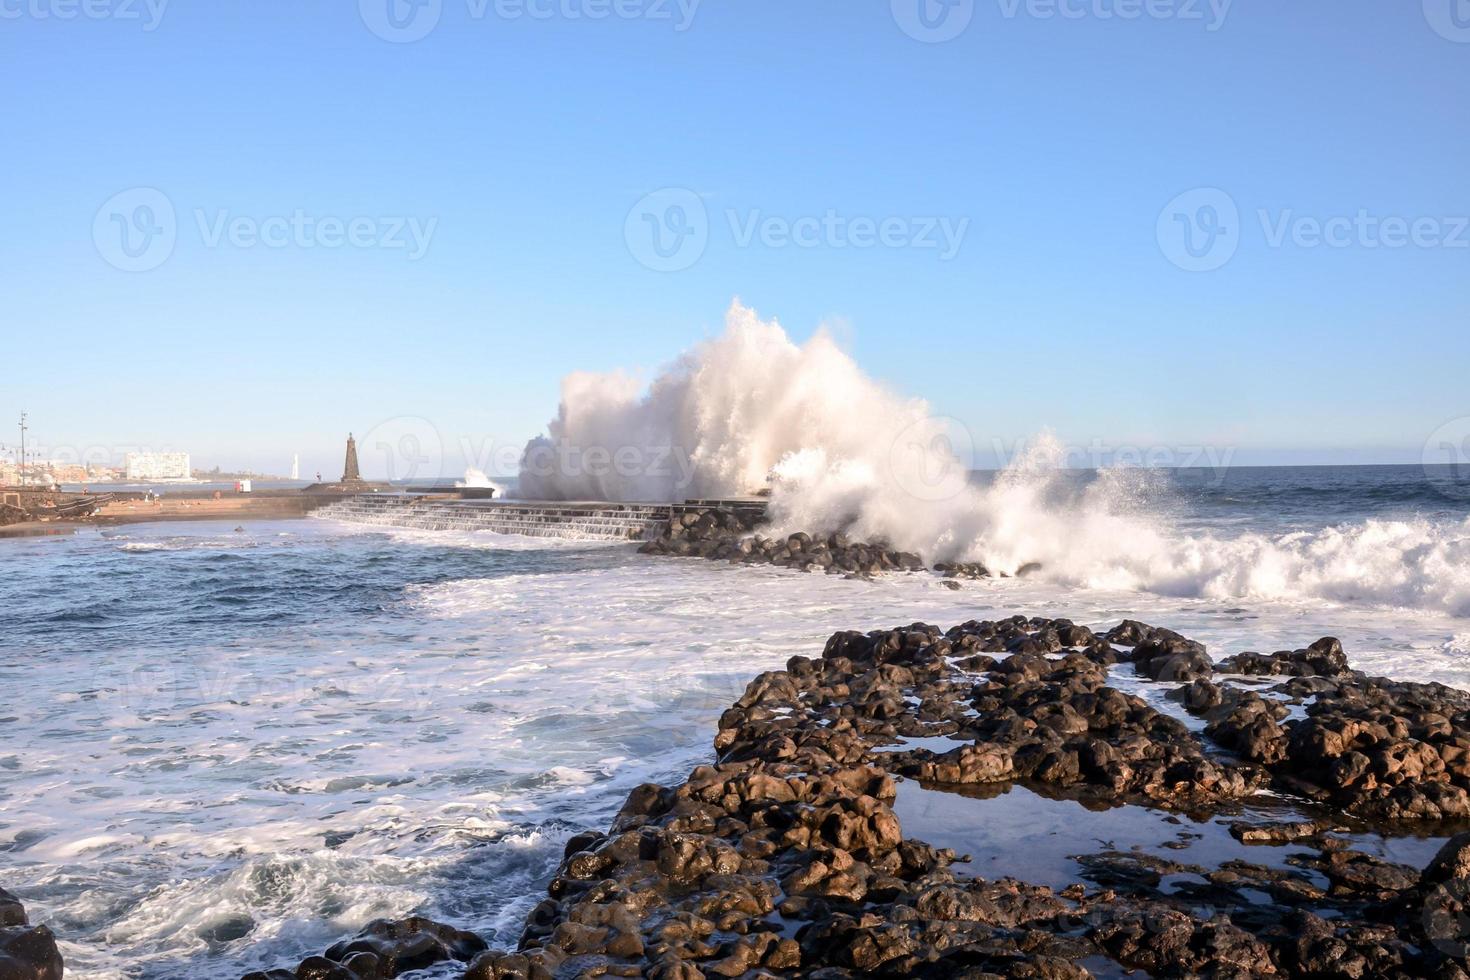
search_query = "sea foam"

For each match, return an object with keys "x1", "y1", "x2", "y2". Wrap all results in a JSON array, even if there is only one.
[{"x1": 518, "y1": 301, "x2": 1470, "y2": 616}]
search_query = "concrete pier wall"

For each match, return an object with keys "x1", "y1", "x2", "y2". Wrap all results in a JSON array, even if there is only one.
[
  {"x1": 312, "y1": 495, "x2": 771, "y2": 541},
  {"x1": 312, "y1": 496, "x2": 675, "y2": 540}
]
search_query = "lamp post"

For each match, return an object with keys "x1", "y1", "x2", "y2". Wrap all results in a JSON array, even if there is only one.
[{"x1": 17, "y1": 412, "x2": 27, "y2": 488}]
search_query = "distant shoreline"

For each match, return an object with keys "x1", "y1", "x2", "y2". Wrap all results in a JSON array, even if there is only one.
[{"x1": 0, "y1": 493, "x2": 328, "y2": 538}]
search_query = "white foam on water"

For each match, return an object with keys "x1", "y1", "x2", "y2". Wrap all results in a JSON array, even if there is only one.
[
  {"x1": 113, "y1": 529, "x2": 279, "y2": 554},
  {"x1": 329, "y1": 521, "x2": 630, "y2": 553},
  {"x1": 5, "y1": 312, "x2": 1470, "y2": 978},
  {"x1": 10, "y1": 525, "x2": 1076, "y2": 976},
  {"x1": 518, "y1": 301, "x2": 1470, "y2": 617},
  {"x1": 456, "y1": 467, "x2": 507, "y2": 496}
]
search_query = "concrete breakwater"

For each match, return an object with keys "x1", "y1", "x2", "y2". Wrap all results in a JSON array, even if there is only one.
[{"x1": 312, "y1": 495, "x2": 768, "y2": 542}]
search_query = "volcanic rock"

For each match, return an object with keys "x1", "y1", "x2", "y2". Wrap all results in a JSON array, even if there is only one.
[{"x1": 0, "y1": 890, "x2": 61, "y2": 980}]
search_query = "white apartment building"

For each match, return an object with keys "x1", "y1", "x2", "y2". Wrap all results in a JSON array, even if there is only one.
[{"x1": 124, "y1": 452, "x2": 192, "y2": 481}]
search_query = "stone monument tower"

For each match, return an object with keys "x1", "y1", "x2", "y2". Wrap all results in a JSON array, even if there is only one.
[
  {"x1": 342, "y1": 433, "x2": 362, "y2": 483},
  {"x1": 302, "y1": 434, "x2": 389, "y2": 494}
]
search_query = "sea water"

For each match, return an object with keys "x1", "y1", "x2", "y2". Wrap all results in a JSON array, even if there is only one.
[{"x1": 2, "y1": 464, "x2": 1469, "y2": 978}]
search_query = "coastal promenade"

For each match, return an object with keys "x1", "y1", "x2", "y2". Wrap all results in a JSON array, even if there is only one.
[{"x1": 0, "y1": 487, "x2": 338, "y2": 536}]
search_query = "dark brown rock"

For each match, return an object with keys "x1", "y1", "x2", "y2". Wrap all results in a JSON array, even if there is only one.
[
  {"x1": 0, "y1": 924, "x2": 63, "y2": 980},
  {"x1": 231, "y1": 615, "x2": 1470, "y2": 979},
  {"x1": 0, "y1": 890, "x2": 25, "y2": 930}
]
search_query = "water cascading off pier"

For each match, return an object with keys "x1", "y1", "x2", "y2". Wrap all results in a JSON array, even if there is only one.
[{"x1": 311, "y1": 495, "x2": 765, "y2": 541}]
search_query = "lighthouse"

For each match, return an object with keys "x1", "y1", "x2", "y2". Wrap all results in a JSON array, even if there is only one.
[
  {"x1": 342, "y1": 433, "x2": 362, "y2": 483},
  {"x1": 301, "y1": 434, "x2": 391, "y2": 494}
]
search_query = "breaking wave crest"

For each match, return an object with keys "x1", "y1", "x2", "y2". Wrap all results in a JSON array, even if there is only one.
[{"x1": 518, "y1": 301, "x2": 1470, "y2": 616}]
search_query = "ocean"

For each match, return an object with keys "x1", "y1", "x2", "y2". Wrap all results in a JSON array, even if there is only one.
[{"x1": 3, "y1": 463, "x2": 1469, "y2": 978}]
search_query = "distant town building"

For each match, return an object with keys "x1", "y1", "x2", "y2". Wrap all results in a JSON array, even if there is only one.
[
  {"x1": 45, "y1": 463, "x2": 92, "y2": 484},
  {"x1": 125, "y1": 451, "x2": 191, "y2": 481},
  {"x1": 1, "y1": 459, "x2": 115, "y2": 487}
]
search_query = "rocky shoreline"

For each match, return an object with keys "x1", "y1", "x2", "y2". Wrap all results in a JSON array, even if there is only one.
[
  {"x1": 220, "y1": 611, "x2": 1470, "y2": 980},
  {"x1": 639, "y1": 508, "x2": 931, "y2": 577},
  {"x1": 0, "y1": 887, "x2": 62, "y2": 980},
  {"x1": 638, "y1": 507, "x2": 1039, "y2": 583},
  {"x1": 11, "y1": 512, "x2": 1470, "y2": 978}
]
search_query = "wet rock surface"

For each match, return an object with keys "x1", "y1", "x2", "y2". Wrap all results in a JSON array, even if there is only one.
[
  {"x1": 239, "y1": 917, "x2": 487, "y2": 980},
  {"x1": 241, "y1": 615, "x2": 1470, "y2": 978},
  {"x1": 0, "y1": 888, "x2": 62, "y2": 980},
  {"x1": 639, "y1": 508, "x2": 929, "y2": 578}
]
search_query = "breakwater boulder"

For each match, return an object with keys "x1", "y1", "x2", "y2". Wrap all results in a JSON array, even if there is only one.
[{"x1": 639, "y1": 507, "x2": 927, "y2": 576}]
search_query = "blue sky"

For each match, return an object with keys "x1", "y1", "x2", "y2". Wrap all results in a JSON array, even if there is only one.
[{"x1": 3, "y1": 1, "x2": 1467, "y2": 477}]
